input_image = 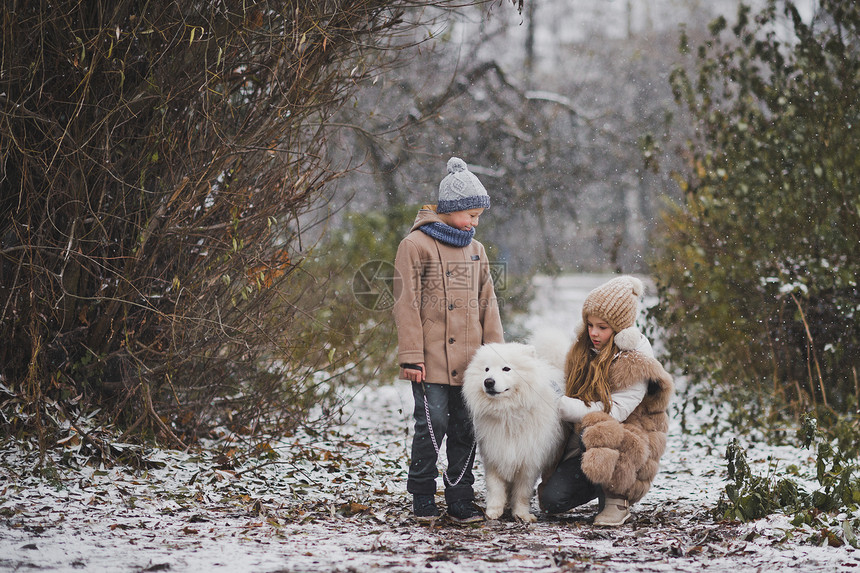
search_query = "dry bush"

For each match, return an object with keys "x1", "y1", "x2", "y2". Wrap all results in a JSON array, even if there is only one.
[{"x1": 0, "y1": 0, "x2": 504, "y2": 456}]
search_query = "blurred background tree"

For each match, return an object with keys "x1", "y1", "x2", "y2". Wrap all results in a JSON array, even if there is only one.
[
  {"x1": 325, "y1": 1, "x2": 698, "y2": 277},
  {"x1": 650, "y1": 0, "x2": 860, "y2": 421}
]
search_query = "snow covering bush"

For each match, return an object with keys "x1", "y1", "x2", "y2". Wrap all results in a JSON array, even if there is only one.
[{"x1": 715, "y1": 413, "x2": 860, "y2": 548}]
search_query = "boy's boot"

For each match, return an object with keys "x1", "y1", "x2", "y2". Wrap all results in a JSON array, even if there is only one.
[
  {"x1": 447, "y1": 499, "x2": 484, "y2": 523},
  {"x1": 593, "y1": 496, "x2": 631, "y2": 526},
  {"x1": 413, "y1": 494, "x2": 440, "y2": 522}
]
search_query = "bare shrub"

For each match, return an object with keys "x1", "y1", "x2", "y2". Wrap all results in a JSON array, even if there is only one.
[{"x1": 0, "y1": 0, "x2": 507, "y2": 455}]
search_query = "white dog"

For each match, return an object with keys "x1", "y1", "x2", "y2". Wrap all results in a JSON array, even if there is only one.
[{"x1": 463, "y1": 342, "x2": 565, "y2": 522}]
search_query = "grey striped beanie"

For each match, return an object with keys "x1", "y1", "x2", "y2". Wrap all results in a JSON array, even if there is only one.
[{"x1": 437, "y1": 157, "x2": 490, "y2": 214}]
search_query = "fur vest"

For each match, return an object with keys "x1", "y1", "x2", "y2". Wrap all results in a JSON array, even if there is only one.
[{"x1": 578, "y1": 350, "x2": 674, "y2": 504}]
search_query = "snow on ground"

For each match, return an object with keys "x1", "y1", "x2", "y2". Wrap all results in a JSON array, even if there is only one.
[{"x1": 2, "y1": 274, "x2": 858, "y2": 572}]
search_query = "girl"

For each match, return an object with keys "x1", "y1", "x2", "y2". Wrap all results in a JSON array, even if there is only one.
[{"x1": 538, "y1": 275, "x2": 674, "y2": 526}]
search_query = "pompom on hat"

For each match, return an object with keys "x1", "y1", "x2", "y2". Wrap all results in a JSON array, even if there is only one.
[
  {"x1": 437, "y1": 157, "x2": 491, "y2": 214},
  {"x1": 581, "y1": 275, "x2": 644, "y2": 334}
]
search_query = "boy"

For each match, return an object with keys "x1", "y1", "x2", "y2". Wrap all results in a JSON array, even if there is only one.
[{"x1": 393, "y1": 157, "x2": 505, "y2": 523}]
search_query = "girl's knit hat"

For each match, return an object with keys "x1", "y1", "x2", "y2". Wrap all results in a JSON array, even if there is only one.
[
  {"x1": 437, "y1": 157, "x2": 491, "y2": 214},
  {"x1": 581, "y1": 275, "x2": 644, "y2": 333}
]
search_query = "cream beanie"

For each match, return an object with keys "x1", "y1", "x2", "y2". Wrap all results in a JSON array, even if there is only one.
[{"x1": 581, "y1": 275, "x2": 644, "y2": 333}]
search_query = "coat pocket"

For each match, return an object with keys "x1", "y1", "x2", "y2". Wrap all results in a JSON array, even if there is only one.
[{"x1": 421, "y1": 317, "x2": 439, "y2": 341}]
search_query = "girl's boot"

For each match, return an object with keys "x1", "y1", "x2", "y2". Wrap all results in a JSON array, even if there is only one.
[{"x1": 594, "y1": 496, "x2": 630, "y2": 526}]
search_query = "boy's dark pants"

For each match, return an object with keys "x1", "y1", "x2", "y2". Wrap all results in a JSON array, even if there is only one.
[{"x1": 407, "y1": 382, "x2": 476, "y2": 504}]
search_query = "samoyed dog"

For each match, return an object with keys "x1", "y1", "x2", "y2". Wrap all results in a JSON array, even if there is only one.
[{"x1": 463, "y1": 341, "x2": 566, "y2": 522}]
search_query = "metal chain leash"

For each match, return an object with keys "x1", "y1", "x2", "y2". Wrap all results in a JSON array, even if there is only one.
[{"x1": 421, "y1": 388, "x2": 476, "y2": 488}]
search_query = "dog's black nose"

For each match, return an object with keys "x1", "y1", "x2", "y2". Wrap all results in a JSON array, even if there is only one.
[{"x1": 484, "y1": 378, "x2": 495, "y2": 389}]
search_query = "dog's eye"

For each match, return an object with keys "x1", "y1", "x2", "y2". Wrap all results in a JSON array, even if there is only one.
[
  {"x1": 502, "y1": 367, "x2": 511, "y2": 372},
  {"x1": 485, "y1": 367, "x2": 489, "y2": 372}
]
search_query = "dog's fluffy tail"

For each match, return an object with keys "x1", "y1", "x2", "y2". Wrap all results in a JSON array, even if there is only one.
[{"x1": 528, "y1": 326, "x2": 572, "y2": 372}]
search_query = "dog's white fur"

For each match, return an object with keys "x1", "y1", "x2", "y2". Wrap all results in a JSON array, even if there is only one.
[{"x1": 463, "y1": 342, "x2": 565, "y2": 522}]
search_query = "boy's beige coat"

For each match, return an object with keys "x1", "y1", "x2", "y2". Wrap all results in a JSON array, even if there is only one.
[
  {"x1": 393, "y1": 208, "x2": 504, "y2": 386},
  {"x1": 578, "y1": 350, "x2": 674, "y2": 503}
]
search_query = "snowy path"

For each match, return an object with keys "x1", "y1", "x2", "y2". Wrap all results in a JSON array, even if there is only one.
[{"x1": 1, "y1": 274, "x2": 858, "y2": 572}]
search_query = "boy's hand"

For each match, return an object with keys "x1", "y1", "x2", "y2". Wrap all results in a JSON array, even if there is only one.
[{"x1": 401, "y1": 363, "x2": 426, "y2": 383}]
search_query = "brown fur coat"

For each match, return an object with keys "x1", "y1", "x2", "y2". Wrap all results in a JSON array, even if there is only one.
[{"x1": 578, "y1": 350, "x2": 674, "y2": 504}]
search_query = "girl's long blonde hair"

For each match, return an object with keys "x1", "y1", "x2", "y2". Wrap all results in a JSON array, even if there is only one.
[{"x1": 564, "y1": 328, "x2": 617, "y2": 412}]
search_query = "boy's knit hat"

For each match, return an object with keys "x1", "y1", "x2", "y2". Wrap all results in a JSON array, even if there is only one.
[
  {"x1": 581, "y1": 275, "x2": 644, "y2": 333},
  {"x1": 437, "y1": 157, "x2": 490, "y2": 214}
]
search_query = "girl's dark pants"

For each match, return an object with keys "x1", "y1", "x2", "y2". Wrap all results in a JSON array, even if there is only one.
[
  {"x1": 538, "y1": 432, "x2": 601, "y2": 513},
  {"x1": 407, "y1": 382, "x2": 476, "y2": 504}
]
